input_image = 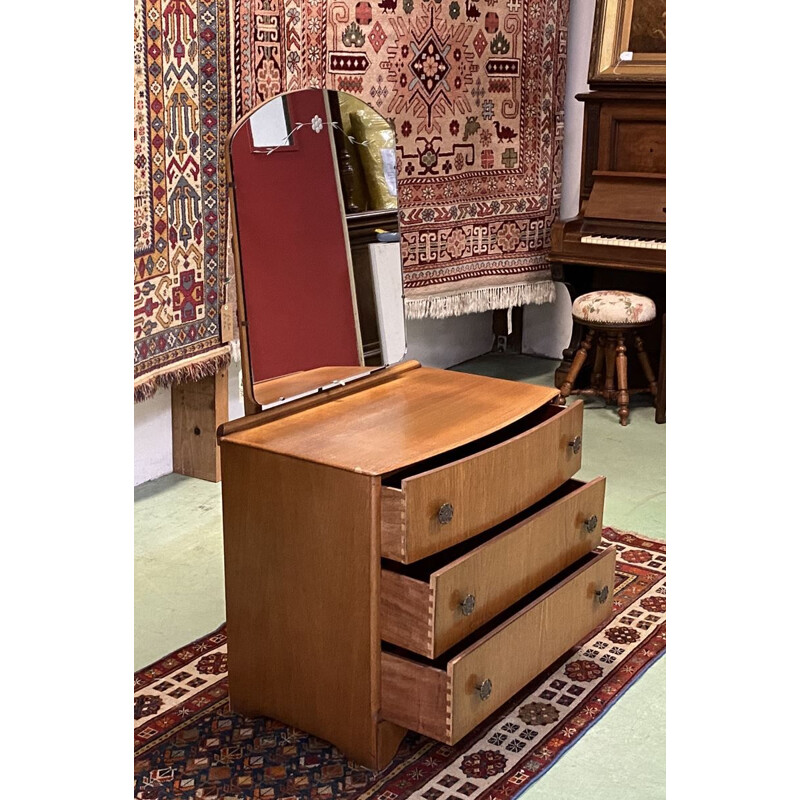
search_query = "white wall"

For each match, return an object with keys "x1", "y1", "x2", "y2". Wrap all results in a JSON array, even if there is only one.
[
  {"x1": 523, "y1": 0, "x2": 594, "y2": 359},
  {"x1": 404, "y1": 312, "x2": 494, "y2": 370},
  {"x1": 522, "y1": 282, "x2": 574, "y2": 359},
  {"x1": 134, "y1": 387, "x2": 172, "y2": 486},
  {"x1": 559, "y1": 0, "x2": 595, "y2": 223}
]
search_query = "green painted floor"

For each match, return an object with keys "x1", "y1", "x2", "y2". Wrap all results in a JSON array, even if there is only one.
[{"x1": 135, "y1": 354, "x2": 666, "y2": 798}]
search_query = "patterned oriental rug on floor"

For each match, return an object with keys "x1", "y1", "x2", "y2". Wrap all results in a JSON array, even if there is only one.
[
  {"x1": 134, "y1": 0, "x2": 233, "y2": 402},
  {"x1": 231, "y1": 0, "x2": 566, "y2": 319},
  {"x1": 134, "y1": 530, "x2": 666, "y2": 799}
]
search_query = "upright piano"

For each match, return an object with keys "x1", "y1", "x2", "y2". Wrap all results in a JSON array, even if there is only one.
[{"x1": 549, "y1": 88, "x2": 665, "y2": 404}]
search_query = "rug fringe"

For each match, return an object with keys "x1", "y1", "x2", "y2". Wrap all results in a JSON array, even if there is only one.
[
  {"x1": 404, "y1": 280, "x2": 555, "y2": 320},
  {"x1": 134, "y1": 346, "x2": 232, "y2": 403}
]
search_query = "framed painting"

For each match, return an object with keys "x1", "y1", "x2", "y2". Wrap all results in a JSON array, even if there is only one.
[{"x1": 589, "y1": 0, "x2": 666, "y2": 85}]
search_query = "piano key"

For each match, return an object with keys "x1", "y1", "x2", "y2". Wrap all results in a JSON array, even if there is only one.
[{"x1": 579, "y1": 234, "x2": 666, "y2": 251}]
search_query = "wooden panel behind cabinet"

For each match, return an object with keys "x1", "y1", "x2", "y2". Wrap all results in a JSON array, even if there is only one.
[
  {"x1": 220, "y1": 442, "x2": 386, "y2": 768},
  {"x1": 172, "y1": 369, "x2": 229, "y2": 482}
]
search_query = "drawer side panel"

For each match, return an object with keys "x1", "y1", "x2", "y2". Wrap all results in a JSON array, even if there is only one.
[
  {"x1": 380, "y1": 486, "x2": 406, "y2": 560},
  {"x1": 380, "y1": 570, "x2": 435, "y2": 658},
  {"x1": 381, "y1": 651, "x2": 450, "y2": 741}
]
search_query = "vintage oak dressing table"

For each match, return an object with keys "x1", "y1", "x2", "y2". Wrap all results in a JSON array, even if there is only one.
[{"x1": 218, "y1": 90, "x2": 614, "y2": 770}]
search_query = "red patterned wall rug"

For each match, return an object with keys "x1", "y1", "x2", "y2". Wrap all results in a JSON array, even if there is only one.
[
  {"x1": 134, "y1": 0, "x2": 234, "y2": 402},
  {"x1": 231, "y1": 0, "x2": 567, "y2": 319},
  {"x1": 134, "y1": 529, "x2": 666, "y2": 798}
]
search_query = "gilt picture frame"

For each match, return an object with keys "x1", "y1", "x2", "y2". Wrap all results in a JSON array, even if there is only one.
[{"x1": 589, "y1": 0, "x2": 666, "y2": 85}]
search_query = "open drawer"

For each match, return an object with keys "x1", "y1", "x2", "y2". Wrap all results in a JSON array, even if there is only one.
[
  {"x1": 380, "y1": 547, "x2": 615, "y2": 745},
  {"x1": 381, "y1": 401, "x2": 584, "y2": 564},
  {"x1": 381, "y1": 476, "x2": 606, "y2": 658}
]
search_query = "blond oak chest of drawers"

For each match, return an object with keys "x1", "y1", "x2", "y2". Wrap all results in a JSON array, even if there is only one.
[{"x1": 218, "y1": 361, "x2": 615, "y2": 770}]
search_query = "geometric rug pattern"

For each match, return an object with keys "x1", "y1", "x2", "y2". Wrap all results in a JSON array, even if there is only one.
[
  {"x1": 134, "y1": 529, "x2": 666, "y2": 798},
  {"x1": 134, "y1": 0, "x2": 232, "y2": 400},
  {"x1": 231, "y1": 0, "x2": 567, "y2": 318}
]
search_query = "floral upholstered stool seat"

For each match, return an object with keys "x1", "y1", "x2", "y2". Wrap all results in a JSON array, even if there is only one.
[{"x1": 558, "y1": 290, "x2": 658, "y2": 426}]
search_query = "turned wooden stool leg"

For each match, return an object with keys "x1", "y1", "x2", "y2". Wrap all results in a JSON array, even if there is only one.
[
  {"x1": 591, "y1": 333, "x2": 606, "y2": 390},
  {"x1": 634, "y1": 333, "x2": 658, "y2": 402},
  {"x1": 615, "y1": 331, "x2": 630, "y2": 426},
  {"x1": 558, "y1": 328, "x2": 595, "y2": 404},
  {"x1": 603, "y1": 337, "x2": 616, "y2": 404}
]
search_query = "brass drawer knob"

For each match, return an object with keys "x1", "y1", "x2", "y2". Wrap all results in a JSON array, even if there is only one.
[
  {"x1": 583, "y1": 514, "x2": 598, "y2": 533},
  {"x1": 595, "y1": 585, "x2": 609, "y2": 604},
  {"x1": 476, "y1": 678, "x2": 493, "y2": 701},
  {"x1": 568, "y1": 435, "x2": 582, "y2": 455},
  {"x1": 459, "y1": 594, "x2": 476, "y2": 616},
  {"x1": 437, "y1": 503, "x2": 454, "y2": 525}
]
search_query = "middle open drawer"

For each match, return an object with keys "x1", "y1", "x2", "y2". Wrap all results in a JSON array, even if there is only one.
[{"x1": 380, "y1": 476, "x2": 606, "y2": 659}]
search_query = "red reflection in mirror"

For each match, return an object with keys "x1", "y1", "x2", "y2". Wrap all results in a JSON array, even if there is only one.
[{"x1": 229, "y1": 89, "x2": 361, "y2": 387}]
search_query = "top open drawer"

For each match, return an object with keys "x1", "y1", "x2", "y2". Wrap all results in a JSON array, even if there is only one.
[{"x1": 381, "y1": 401, "x2": 584, "y2": 563}]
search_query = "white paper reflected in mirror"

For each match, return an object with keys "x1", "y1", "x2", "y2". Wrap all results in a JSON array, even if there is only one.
[{"x1": 250, "y1": 97, "x2": 291, "y2": 148}]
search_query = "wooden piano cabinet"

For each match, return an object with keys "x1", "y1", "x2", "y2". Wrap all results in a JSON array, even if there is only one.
[
  {"x1": 218, "y1": 361, "x2": 612, "y2": 769},
  {"x1": 575, "y1": 90, "x2": 666, "y2": 207},
  {"x1": 549, "y1": 87, "x2": 666, "y2": 394}
]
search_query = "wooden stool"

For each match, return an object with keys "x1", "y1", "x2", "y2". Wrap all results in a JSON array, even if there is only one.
[{"x1": 558, "y1": 290, "x2": 658, "y2": 426}]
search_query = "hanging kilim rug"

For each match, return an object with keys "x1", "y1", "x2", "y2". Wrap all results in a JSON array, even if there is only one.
[
  {"x1": 134, "y1": 0, "x2": 233, "y2": 402},
  {"x1": 231, "y1": 0, "x2": 566, "y2": 319},
  {"x1": 134, "y1": 529, "x2": 666, "y2": 798}
]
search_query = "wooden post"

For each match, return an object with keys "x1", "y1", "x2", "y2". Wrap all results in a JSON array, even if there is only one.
[
  {"x1": 172, "y1": 368, "x2": 229, "y2": 482},
  {"x1": 655, "y1": 313, "x2": 666, "y2": 424},
  {"x1": 491, "y1": 306, "x2": 523, "y2": 353}
]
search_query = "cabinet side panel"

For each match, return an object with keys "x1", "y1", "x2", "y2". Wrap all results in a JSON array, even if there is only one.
[{"x1": 220, "y1": 443, "x2": 377, "y2": 766}]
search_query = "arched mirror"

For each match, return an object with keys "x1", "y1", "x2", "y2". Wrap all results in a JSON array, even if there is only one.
[{"x1": 227, "y1": 89, "x2": 406, "y2": 412}]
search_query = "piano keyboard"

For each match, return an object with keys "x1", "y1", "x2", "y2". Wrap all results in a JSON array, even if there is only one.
[{"x1": 580, "y1": 235, "x2": 666, "y2": 251}]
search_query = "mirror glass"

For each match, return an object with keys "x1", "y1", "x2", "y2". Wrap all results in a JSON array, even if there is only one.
[{"x1": 228, "y1": 89, "x2": 406, "y2": 408}]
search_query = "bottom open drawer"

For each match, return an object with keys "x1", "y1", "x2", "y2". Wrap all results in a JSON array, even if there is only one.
[{"x1": 380, "y1": 547, "x2": 616, "y2": 744}]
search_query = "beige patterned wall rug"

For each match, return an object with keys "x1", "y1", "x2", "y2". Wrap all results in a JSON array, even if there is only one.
[
  {"x1": 231, "y1": 0, "x2": 566, "y2": 318},
  {"x1": 134, "y1": 0, "x2": 233, "y2": 401}
]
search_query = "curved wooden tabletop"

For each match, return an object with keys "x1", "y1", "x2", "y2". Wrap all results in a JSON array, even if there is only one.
[{"x1": 223, "y1": 366, "x2": 558, "y2": 475}]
